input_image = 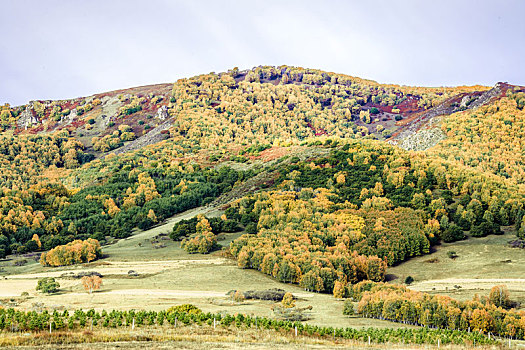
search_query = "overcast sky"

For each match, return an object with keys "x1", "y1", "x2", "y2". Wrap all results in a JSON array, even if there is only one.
[{"x1": 1, "y1": 0, "x2": 524, "y2": 106}]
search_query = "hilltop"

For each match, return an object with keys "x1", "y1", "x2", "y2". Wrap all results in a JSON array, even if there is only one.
[{"x1": 0, "y1": 66, "x2": 502, "y2": 152}]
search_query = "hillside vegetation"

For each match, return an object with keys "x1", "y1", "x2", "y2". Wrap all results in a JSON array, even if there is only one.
[
  {"x1": 0, "y1": 66, "x2": 523, "y2": 263},
  {"x1": 0, "y1": 66, "x2": 524, "y2": 347}
]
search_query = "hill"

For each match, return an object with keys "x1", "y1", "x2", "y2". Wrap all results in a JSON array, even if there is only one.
[{"x1": 0, "y1": 66, "x2": 524, "y2": 348}]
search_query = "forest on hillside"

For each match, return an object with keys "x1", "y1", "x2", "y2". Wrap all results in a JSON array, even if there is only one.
[{"x1": 0, "y1": 66, "x2": 523, "y2": 281}]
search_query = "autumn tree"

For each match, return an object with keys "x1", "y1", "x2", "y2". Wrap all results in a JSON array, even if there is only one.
[
  {"x1": 281, "y1": 292, "x2": 295, "y2": 308},
  {"x1": 333, "y1": 280, "x2": 345, "y2": 298},
  {"x1": 40, "y1": 239, "x2": 102, "y2": 267},
  {"x1": 81, "y1": 275, "x2": 103, "y2": 294},
  {"x1": 31, "y1": 234, "x2": 42, "y2": 250},
  {"x1": 489, "y1": 285, "x2": 510, "y2": 308}
]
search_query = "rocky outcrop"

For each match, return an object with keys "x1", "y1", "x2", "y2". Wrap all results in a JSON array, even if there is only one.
[
  {"x1": 16, "y1": 105, "x2": 39, "y2": 129},
  {"x1": 155, "y1": 105, "x2": 169, "y2": 120},
  {"x1": 393, "y1": 83, "x2": 504, "y2": 151},
  {"x1": 392, "y1": 102, "x2": 455, "y2": 151},
  {"x1": 111, "y1": 119, "x2": 172, "y2": 156},
  {"x1": 460, "y1": 95, "x2": 470, "y2": 108},
  {"x1": 397, "y1": 117, "x2": 446, "y2": 151},
  {"x1": 59, "y1": 108, "x2": 77, "y2": 125},
  {"x1": 100, "y1": 96, "x2": 122, "y2": 120},
  {"x1": 467, "y1": 83, "x2": 503, "y2": 109}
]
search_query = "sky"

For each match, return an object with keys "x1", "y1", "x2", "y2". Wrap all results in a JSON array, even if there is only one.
[{"x1": 1, "y1": 0, "x2": 524, "y2": 106}]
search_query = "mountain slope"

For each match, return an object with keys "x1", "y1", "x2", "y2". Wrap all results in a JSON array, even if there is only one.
[{"x1": 0, "y1": 65, "x2": 523, "y2": 261}]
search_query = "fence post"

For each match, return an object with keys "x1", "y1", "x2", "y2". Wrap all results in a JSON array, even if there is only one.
[
  {"x1": 175, "y1": 317, "x2": 177, "y2": 328},
  {"x1": 295, "y1": 326, "x2": 297, "y2": 337},
  {"x1": 132, "y1": 318, "x2": 135, "y2": 330},
  {"x1": 214, "y1": 318, "x2": 216, "y2": 329},
  {"x1": 49, "y1": 321, "x2": 52, "y2": 334},
  {"x1": 437, "y1": 339, "x2": 440, "y2": 348},
  {"x1": 368, "y1": 335, "x2": 371, "y2": 345}
]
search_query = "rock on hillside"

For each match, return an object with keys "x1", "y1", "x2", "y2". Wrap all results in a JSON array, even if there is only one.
[{"x1": 392, "y1": 82, "x2": 506, "y2": 151}]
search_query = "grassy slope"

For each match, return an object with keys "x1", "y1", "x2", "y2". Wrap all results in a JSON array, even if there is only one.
[{"x1": 388, "y1": 227, "x2": 525, "y2": 303}]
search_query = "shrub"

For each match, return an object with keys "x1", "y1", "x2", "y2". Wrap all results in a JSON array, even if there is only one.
[
  {"x1": 231, "y1": 155, "x2": 247, "y2": 163},
  {"x1": 36, "y1": 277, "x2": 60, "y2": 293},
  {"x1": 343, "y1": 300, "x2": 354, "y2": 315},
  {"x1": 181, "y1": 232, "x2": 217, "y2": 254},
  {"x1": 120, "y1": 131, "x2": 135, "y2": 142},
  {"x1": 166, "y1": 304, "x2": 202, "y2": 315},
  {"x1": 382, "y1": 129, "x2": 392, "y2": 138},
  {"x1": 233, "y1": 290, "x2": 245, "y2": 302},
  {"x1": 470, "y1": 222, "x2": 493, "y2": 237},
  {"x1": 14, "y1": 259, "x2": 27, "y2": 266},
  {"x1": 272, "y1": 305, "x2": 312, "y2": 321},
  {"x1": 122, "y1": 105, "x2": 142, "y2": 115},
  {"x1": 281, "y1": 292, "x2": 295, "y2": 308},
  {"x1": 222, "y1": 219, "x2": 241, "y2": 233},
  {"x1": 243, "y1": 288, "x2": 286, "y2": 301},
  {"x1": 405, "y1": 276, "x2": 414, "y2": 285},
  {"x1": 245, "y1": 222, "x2": 257, "y2": 234},
  {"x1": 441, "y1": 224, "x2": 465, "y2": 242},
  {"x1": 394, "y1": 115, "x2": 403, "y2": 121},
  {"x1": 447, "y1": 251, "x2": 458, "y2": 259},
  {"x1": 209, "y1": 154, "x2": 221, "y2": 162}
]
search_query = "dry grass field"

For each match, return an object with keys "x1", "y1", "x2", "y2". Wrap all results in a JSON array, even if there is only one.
[
  {"x1": 388, "y1": 227, "x2": 525, "y2": 304},
  {"x1": 0, "y1": 325, "x2": 504, "y2": 350}
]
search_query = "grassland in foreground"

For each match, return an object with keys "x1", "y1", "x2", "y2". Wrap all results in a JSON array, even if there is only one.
[{"x1": 1, "y1": 207, "x2": 525, "y2": 348}]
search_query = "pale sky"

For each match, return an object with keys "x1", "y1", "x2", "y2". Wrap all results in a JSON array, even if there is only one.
[{"x1": 1, "y1": 0, "x2": 524, "y2": 106}]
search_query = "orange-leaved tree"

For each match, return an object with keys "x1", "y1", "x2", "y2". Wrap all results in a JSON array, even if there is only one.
[{"x1": 81, "y1": 275, "x2": 103, "y2": 294}]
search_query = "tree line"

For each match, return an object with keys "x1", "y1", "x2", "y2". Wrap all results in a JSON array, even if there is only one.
[
  {"x1": 350, "y1": 281, "x2": 525, "y2": 340},
  {"x1": 0, "y1": 306, "x2": 493, "y2": 346}
]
